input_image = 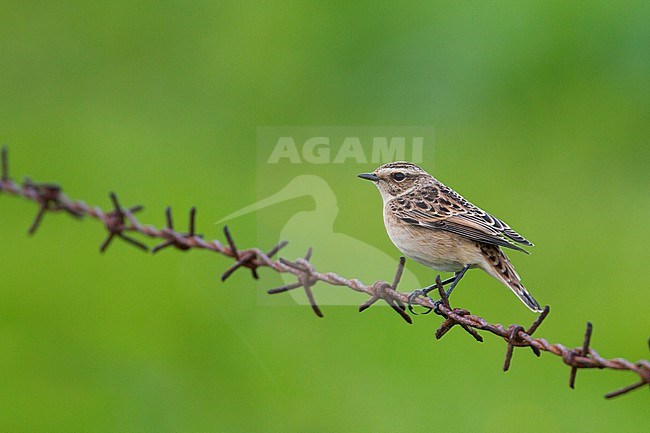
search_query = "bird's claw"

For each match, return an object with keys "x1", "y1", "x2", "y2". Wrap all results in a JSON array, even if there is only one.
[
  {"x1": 419, "y1": 298, "x2": 442, "y2": 315},
  {"x1": 407, "y1": 289, "x2": 436, "y2": 315}
]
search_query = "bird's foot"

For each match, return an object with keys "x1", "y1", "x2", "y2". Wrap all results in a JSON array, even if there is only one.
[{"x1": 406, "y1": 287, "x2": 441, "y2": 315}]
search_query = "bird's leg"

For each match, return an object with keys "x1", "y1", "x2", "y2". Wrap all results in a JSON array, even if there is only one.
[
  {"x1": 419, "y1": 276, "x2": 456, "y2": 296},
  {"x1": 444, "y1": 265, "x2": 470, "y2": 299},
  {"x1": 406, "y1": 265, "x2": 471, "y2": 314}
]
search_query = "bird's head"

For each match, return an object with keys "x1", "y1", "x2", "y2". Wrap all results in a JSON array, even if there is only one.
[{"x1": 358, "y1": 161, "x2": 430, "y2": 201}]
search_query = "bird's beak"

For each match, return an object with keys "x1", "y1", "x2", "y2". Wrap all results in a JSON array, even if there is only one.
[{"x1": 358, "y1": 173, "x2": 379, "y2": 182}]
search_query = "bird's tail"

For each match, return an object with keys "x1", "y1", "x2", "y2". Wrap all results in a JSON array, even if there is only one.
[{"x1": 478, "y1": 244, "x2": 543, "y2": 312}]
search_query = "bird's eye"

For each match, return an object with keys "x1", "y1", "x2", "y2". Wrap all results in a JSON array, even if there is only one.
[{"x1": 392, "y1": 172, "x2": 406, "y2": 181}]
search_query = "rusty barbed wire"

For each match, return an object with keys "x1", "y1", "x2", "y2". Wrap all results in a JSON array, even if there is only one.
[{"x1": 1, "y1": 146, "x2": 648, "y2": 399}]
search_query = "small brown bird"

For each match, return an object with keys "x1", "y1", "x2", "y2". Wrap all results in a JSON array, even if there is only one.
[{"x1": 358, "y1": 161, "x2": 542, "y2": 312}]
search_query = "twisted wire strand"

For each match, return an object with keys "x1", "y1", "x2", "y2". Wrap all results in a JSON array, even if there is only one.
[{"x1": 1, "y1": 146, "x2": 647, "y2": 399}]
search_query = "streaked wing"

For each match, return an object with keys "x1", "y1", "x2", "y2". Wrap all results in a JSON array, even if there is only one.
[{"x1": 389, "y1": 183, "x2": 533, "y2": 252}]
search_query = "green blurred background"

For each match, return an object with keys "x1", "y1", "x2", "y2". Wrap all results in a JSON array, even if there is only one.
[{"x1": 1, "y1": 1, "x2": 649, "y2": 432}]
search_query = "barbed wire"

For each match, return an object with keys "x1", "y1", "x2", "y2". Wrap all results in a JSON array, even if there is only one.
[{"x1": 1, "y1": 146, "x2": 648, "y2": 399}]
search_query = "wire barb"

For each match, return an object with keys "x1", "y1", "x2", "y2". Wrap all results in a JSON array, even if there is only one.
[
  {"x1": 99, "y1": 192, "x2": 148, "y2": 253},
  {"x1": 1, "y1": 145, "x2": 8, "y2": 184},
  {"x1": 605, "y1": 379, "x2": 648, "y2": 399},
  {"x1": 220, "y1": 225, "x2": 288, "y2": 281},
  {"x1": 1, "y1": 146, "x2": 648, "y2": 400},
  {"x1": 503, "y1": 325, "x2": 525, "y2": 371},
  {"x1": 22, "y1": 181, "x2": 83, "y2": 235},
  {"x1": 359, "y1": 257, "x2": 412, "y2": 324},
  {"x1": 432, "y1": 276, "x2": 483, "y2": 342},
  {"x1": 269, "y1": 248, "x2": 323, "y2": 317},
  {"x1": 152, "y1": 206, "x2": 202, "y2": 253},
  {"x1": 570, "y1": 322, "x2": 593, "y2": 389}
]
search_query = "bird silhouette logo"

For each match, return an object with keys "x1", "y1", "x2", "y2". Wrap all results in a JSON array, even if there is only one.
[{"x1": 218, "y1": 174, "x2": 422, "y2": 306}]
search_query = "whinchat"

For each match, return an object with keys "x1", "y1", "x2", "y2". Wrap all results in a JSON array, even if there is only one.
[{"x1": 358, "y1": 162, "x2": 542, "y2": 312}]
